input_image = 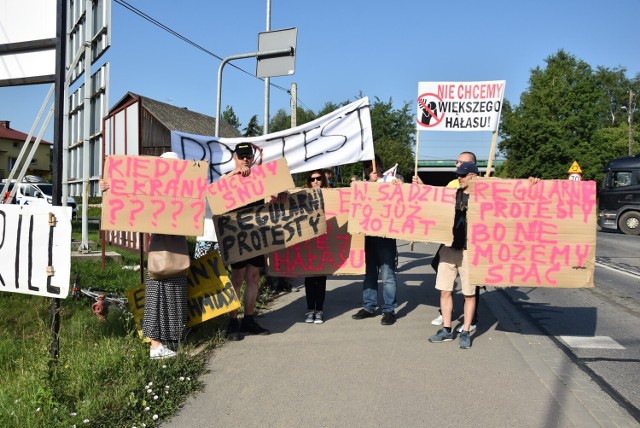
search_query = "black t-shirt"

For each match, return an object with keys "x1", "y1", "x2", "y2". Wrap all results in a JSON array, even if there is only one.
[{"x1": 451, "y1": 189, "x2": 469, "y2": 250}]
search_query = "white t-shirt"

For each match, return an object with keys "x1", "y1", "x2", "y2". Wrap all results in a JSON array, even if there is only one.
[{"x1": 196, "y1": 202, "x2": 218, "y2": 242}]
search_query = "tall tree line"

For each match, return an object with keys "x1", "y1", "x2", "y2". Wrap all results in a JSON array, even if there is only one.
[{"x1": 498, "y1": 49, "x2": 639, "y2": 184}]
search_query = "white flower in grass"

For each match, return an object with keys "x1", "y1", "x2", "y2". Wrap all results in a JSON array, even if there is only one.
[
  {"x1": 144, "y1": 406, "x2": 150, "y2": 412},
  {"x1": 70, "y1": 412, "x2": 77, "y2": 416},
  {"x1": 165, "y1": 385, "x2": 169, "y2": 390},
  {"x1": 35, "y1": 408, "x2": 40, "y2": 412},
  {"x1": 152, "y1": 414, "x2": 158, "y2": 421},
  {"x1": 186, "y1": 377, "x2": 191, "y2": 381},
  {"x1": 147, "y1": 382, "x2": 153, "y2": 386},
  {"x1": 162, "y1": 365, "x2": 167, "y2": 369},
  {"x1": 83, "y1": 419, "x2": 90, "y2": 424},
  {"x1": 147, "y1": 388, "x2": 153, "y2": 394},
  {"x1": 179, "y1": 376, "x2": 185, "y2": 381},
  {"x1": 153, "y1": 395, "x2": 158, "y2": 400},
  {"x1": 164, "y1": 391, "x2": 169, "y2": 395}
]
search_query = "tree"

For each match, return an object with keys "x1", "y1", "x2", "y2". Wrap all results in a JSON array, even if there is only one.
[
  {"x1": 243, "y1": 115, "x2": 262, "y2": 137},
  {"x1": 221, "y1": 105, "x2": 242, "y2": 132},
  {"x1": 339, "y1": 97, "x2": 415, "y2": 185},
  {"x1": 498, "y1": 50, "x2": 619, "y2": 180}
]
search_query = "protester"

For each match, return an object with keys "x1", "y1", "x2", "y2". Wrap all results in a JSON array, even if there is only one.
[
  {"x1": 324, "y1": 167, "x2": 337, "y2": 188},
  {"x1": 428, "y1": 161, "x2": 479, "y2": 349},
  {"x1": 303, "y1": 170, "x2": 330, "y2": 324},
  {"x1": 225, "y1": 143, "x2": 270, "y2": 340},
  {"x1": 413, "y1": 151, "x2": 481, "y2": 332},
  {"x1": 100, "y1": 151, "x2": 188, "y2": 359},
  {"x1": 352, "y1": 155, "x2": 401, "y2": 326}
]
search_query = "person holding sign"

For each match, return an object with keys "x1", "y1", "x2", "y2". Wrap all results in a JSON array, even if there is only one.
[
  {"x1": 303, "y1": 170, "x2": 331, "y2": 324},
  {"x1": 100, "y1": 152, "x2": 188, "y2": 360},
  {"x1": 414, "y1": 151, "x2": 481, "y2": 332},
  {"x1": 428, "y1": 161, "x2": 479, "y2": 349},
  {"x1": 352, "y1": 156, "x2": 402, "y2": 326},
  {"x1": 225, "y1": 143, "x2": 271, "y2": 341}
]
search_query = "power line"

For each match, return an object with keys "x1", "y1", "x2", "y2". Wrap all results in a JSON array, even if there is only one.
[{"x1": 113, "y1": 0, "x2": 304, "y2": 104}]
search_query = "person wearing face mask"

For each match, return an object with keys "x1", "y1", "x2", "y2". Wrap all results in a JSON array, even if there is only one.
[
  {"x1": 302, "y1": 170, "x2": 331, "y2": 324},
  {"x1": 428, "y1": 161, "x2": 479, "y2": 349}
]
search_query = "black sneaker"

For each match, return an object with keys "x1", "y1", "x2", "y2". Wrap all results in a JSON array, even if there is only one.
[
  {"x1": 240, "y1": 316, "x2": 270, "y2": 335},
  {"x1": 381, "y1": 312, "x2": 396, "y2": 325},
  {"x1": 351, "y1": 308, "x2": 376, "y2": 319},
  {"x1": 226, "y1": 318, "x2": 242, "y2": 341}
]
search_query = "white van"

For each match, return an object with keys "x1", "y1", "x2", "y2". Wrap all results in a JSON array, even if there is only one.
[{"x1": 1, "y1": 180, "x2": 78, "y2": 219}]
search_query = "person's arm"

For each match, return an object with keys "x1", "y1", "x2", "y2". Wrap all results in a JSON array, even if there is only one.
[{"x1": 412, "y1": 175, "x2": 423, "y2": 184}]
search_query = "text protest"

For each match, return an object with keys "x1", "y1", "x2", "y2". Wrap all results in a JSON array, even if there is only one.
[
  {"x1": 215, "y1": 188, "x2": 327, "y2": 265},
  {"x1": 348, "y1": 182, "x2": 456, "y2": 244},
  {"x1": 416, "y1": 80, "x2": 505, "y2": 132},
  {"x1": 170, "y1": 97, "x2": 374, "y2": 181},
  {"x1": 467, "y1": 179, "x2": 597, "y2": 288},
  {"x1": 101, "y1": 155, "x2": 209, "y2": 236},
  {"x1": 126, "y1": 251, "x2": 240, "y2": 335},
  {"x1": 206, "y1": 158, "x2": 294, "y2": 215},
  {"x1": 0, "y1": 205, "x2": 71, "y2": 298},
  {"x1": 268, "y1": 188, "x2": 365, "y2": 276}
]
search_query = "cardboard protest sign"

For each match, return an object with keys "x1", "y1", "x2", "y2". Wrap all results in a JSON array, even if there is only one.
[
  {"x1": 215, "y1": 188, "x2": 327, "y2": 265},
  {"x1": 101, "y1": 155, "x2": 209, "y2": 236},
  {"x1": 171, "y1": 97, "x2": 374, "y2": 181},
  {"x1": 0, "y1": 205, "x2": 71, "y2": 298},
  {"x1": 268, "y1": 188, "x2": 365, "y2": 277},
  {"x1": 206, "y1": 157, "x2": 294, "y2": 215},
  {"x1": 416, "y1": 81, "x2": 505, "y2": 132},
  {"x1": 467, "y1": 178, "x2": 597, "y2": 288},
  {"x1": 126, "y1": 251, "x2": 240, "y2": 336},
  {"x1": 347, "y1": 182, "x2": 456, "y2": 244}
]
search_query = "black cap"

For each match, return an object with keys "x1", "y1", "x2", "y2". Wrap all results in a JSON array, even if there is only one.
[
  {"x1": 455, "y1": 161, "x2": 479, "y2": 175},
  {"x1": 234, "y1": 143, "x2": 254, "y2": 159}
]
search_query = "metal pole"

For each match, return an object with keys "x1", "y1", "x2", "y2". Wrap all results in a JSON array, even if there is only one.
[
  {"x1": 50, "y1": 0, "x2": 67, "y2": 373},
  {"x1": 79, "y1": 0, "x2": 93, "y2": 252},
  {"x1": 216, "y1": 48, "x2": 294, "y2": 137},
  {"x1": 263, "y1": 0, "x2": 271, "y2": 135}
]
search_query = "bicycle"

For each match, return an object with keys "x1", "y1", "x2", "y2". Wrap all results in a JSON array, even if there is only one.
[{"x1": 71, "y1": 272, "x2": 129, "y2": 319}]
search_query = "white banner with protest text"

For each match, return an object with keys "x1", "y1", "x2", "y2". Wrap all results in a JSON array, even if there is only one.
[{"x1": 170, "y1": 97, "x2": 374, "y2": 182}]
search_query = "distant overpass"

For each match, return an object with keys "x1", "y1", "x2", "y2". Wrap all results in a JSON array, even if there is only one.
[{"x1": 416, "y1": 159, "x2": 505, "y2": 186}]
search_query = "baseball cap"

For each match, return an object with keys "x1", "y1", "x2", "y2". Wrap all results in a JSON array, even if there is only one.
[
  {"x1": 234, "y1": 143, "x2": 254, "y2": 159},
  {"x1": 455, "y1": 161, "x2": 479, "y2": 175},
  {"x1": 160, "y1": 151, "x2": 180, "y2": 159}
]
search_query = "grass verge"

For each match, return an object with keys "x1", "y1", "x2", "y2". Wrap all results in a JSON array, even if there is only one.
[{"x1": 0, "y1": 217, "x2": 261, "y2": 427}]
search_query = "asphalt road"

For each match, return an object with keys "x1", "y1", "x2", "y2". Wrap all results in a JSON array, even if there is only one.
[{"x1": 499, "y1": 229, "x2": 640, "y2": 420}]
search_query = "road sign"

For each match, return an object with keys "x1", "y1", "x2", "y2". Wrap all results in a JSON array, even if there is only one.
[
  {"x1": 67, "y1": 0, "x2": 111, "y2": 85},
  {"x1": 568, "y1": 173, "x2": 582, "y2": 181},
  {"x1": 256, "y1": 27, "x2": 297, "y2": 78},
  {"x1": 568, "y1": 161, "x2": 582, "y2": 174}
]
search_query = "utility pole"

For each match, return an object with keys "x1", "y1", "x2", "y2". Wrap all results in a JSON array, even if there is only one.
[
  {"x1": 263, "y1": 0, "x2": 271, "y2": 135},
  {"x1": 290, "y1": 82, "x2": 297, "y2": 128},
  {"x1": 628, "y1": 89, "x2": 635, "y2": 156}
]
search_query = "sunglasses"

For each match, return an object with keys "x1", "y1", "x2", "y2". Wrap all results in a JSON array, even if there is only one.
[
  {"x1": 308, "y1": 176, "x2": 322, "y2": 182},
  {"x1": 457, "y1": 173, "x2": 468, "y2": 178},
  {"x1": 236, "y1": 154, "x2": 252, "y2": 160}
]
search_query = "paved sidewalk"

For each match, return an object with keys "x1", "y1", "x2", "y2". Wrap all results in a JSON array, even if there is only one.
[{"x1": 165, "y1": 241, "x2": 638, "y2": 428}]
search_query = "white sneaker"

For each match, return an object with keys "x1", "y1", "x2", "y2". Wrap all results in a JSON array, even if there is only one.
[
  {"x1": 314, "y1": 311, "x2": 324, "y2": 324},
  {"x1": 456, "y1": 324, "x2": 477, "y2": 333},
  {"x1": 150, "y1": 344, "x2": 177, "y2": 360},
  {"x1": 431, "y1": 314, "x2": 443, "y2": 326},
  {"x1": 305, "y1": 311, "x2": 315, "y2": 323}
]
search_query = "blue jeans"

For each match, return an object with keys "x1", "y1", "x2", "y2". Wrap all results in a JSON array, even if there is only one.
[{"x1": 362, "y1": 236, "x2": 397, "y2": 313}]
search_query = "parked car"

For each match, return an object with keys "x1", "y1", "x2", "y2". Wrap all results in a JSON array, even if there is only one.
[
  {"x1": 597, "y1": 155, "x2": 640, "y2": 235},
  {"x1": 1, "y1": 180, "x2": 78, "y2": 219}
]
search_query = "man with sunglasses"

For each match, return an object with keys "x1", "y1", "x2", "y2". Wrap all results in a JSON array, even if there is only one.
[
  {"x1": 224, "y1": 143, "x2": 270, "y2": 340},
  {"x1": 412, "y1": 152, "x2": 481, "y2": 333},
  {"x1": 428, "y1": 161, "x2": 479, "y2": 349}
]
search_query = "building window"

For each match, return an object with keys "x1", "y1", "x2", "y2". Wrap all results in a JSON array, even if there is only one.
[{"x1": 13, "y1": 142, "x2": 18, "y2": 148}]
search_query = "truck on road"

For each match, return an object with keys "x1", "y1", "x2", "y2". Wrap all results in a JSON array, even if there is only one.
[{"x1": 598, "y1": 155, "x2": 640, "y2": 235}]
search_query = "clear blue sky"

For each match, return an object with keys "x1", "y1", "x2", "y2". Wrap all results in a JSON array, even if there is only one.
[{"x1": 1, "y1": 0, "x2": 639, "y2": 162}]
